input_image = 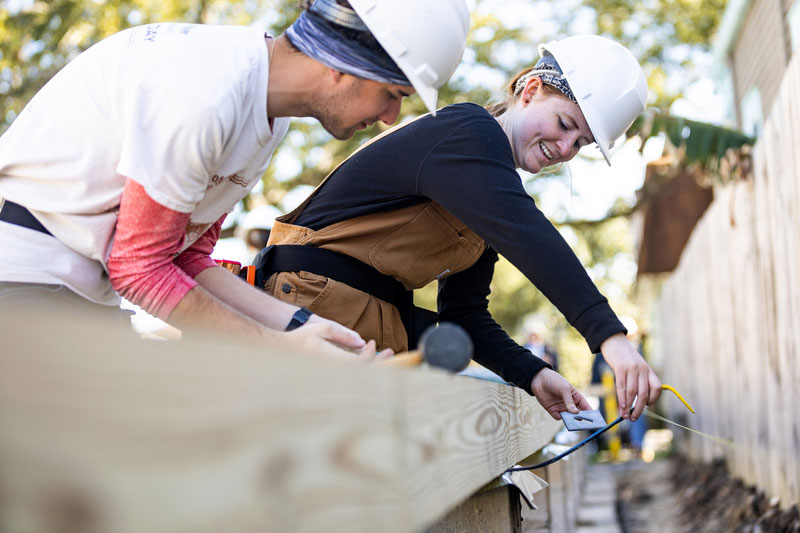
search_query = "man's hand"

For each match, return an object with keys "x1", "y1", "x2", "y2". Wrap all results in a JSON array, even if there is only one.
[
  {"x1": 180, "y1": 267, "x2": 394, "y2": 357},
  {"x1": 169, "y1": 280, "x2": 392, "y2": 360},
  {"x1": 304, "y1": 313, "x2": 365, "y2": 349},
  {"x1": 600, "y1": 333, "x2": 662, "y2": 421},
  {"x1": 530, "y1": 368, "x2": 592, "y2": 420},
  {"x1": 291, "y1": 314, "x2": 394, "y2": 360}
]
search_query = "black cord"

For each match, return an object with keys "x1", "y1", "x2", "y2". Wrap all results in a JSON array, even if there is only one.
[{"x1": 507, "y1": 415, "x2": 625, "y2": 472}]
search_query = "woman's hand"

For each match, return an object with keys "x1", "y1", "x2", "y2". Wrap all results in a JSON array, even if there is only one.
[
  {"x1": 600, "y1": 332, "x2": 662, "y2": 421},
  {"x1": 530, "y1": 368, "x2": 592, "y2": 420}
]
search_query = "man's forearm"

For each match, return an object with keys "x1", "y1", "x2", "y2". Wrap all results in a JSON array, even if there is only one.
[
  {"x1": 191, "y1": 265, "x2": 298, "y2": 331},
  {"x1": 167, "y1": 281, "x2": 270, "y2": 338},
  {"x1": 167, "y1": 270, "x2": 370, "y2": 358},
  {"x1": 166, "y1": 281, "x2": 311, "y2": 353}
]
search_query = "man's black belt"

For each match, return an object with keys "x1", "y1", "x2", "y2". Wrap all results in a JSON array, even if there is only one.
[{"x1": 0, "y1": 200, "x2": 52, "y2": 236}]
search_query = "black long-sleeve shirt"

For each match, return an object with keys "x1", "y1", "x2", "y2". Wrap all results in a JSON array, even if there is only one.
[{"x1": 295, "y1": 103, "x2": 625, "y2": 390}]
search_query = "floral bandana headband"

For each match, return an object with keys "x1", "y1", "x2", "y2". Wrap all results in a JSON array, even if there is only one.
[{"x1": 513, "y1": 55, "x2": 577, "y2": 104}]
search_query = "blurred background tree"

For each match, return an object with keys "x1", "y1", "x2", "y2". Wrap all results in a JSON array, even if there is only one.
[{"x1": 0, "y1": 0, "x2": 732, "y2": 385}]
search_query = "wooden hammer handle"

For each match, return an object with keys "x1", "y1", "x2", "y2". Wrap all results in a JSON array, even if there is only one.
[{"x1": 380, "y1": 350, "x2": 423, "y2": 367}]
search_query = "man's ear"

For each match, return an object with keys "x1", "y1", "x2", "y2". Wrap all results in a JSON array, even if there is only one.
[{"x1": 328, "y1": 68, "x2": 345, "y2": 84}]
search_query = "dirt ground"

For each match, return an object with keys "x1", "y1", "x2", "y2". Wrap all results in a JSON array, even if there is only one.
[{"x1": 616, "y1": 455, "x2": 800, "y2": 532}]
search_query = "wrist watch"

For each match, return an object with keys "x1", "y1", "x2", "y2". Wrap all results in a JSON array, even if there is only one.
[{"x1": 285, "y1": 307, "x2": 313, "y2": 331}]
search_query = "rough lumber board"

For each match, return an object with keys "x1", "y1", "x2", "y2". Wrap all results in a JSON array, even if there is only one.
[
  {"x1": 728, "y1": 181, "x2": 760, "y2": 484},
  {"x1": 424, "y1": 486, "x2": 521, "y2": 533},
  {"x1": 0, "y1": 309, "x2": 559, "y2": 533},
  {"x1": 763, "y1": 69, "x2": 800, "y2": 505}
]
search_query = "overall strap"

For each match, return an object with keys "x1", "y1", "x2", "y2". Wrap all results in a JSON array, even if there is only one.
[
  {"x1": 249, "y1": 243, "x2": 436, "y2": 348},
  {"x1": 250, "y1": 244, "x2": 408, "y2": 310}
]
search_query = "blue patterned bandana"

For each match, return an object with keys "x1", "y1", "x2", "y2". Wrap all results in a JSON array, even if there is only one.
[
  {"x1": 308, "y1": 0, "x2": 367, "y2": 31},
  {"x1": 286, "y1": 9, "x2": 409, "y2": 86},
  {"x1": 514, "y1": 56, "x2": 577, "y2": 104}
]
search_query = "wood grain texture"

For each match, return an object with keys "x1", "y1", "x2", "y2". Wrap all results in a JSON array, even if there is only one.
[
  {"x1": 655, "y1": 52, "x2": 800, "y2": 508},
  {"x1": 0, "y1": 306, "x2": 559, "y2": 533}
]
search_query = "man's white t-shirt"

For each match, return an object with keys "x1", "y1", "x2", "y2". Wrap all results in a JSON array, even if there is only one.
[{"x1": 0, "y1": 23, "x2": 289, "y2": 304}]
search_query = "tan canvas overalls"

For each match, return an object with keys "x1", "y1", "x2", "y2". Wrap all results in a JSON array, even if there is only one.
[{"x1": 262, "y1": 124, "x2": 487, "y2": 352}]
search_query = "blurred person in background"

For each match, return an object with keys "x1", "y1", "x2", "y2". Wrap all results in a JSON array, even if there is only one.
[{"x1": 523, "y1": 321, "x2": 559, "y2": 372}]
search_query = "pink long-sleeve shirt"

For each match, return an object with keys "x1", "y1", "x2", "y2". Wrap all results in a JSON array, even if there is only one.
[{"x1": 107, "y1": 178, "x2": 223, "y2": 320}]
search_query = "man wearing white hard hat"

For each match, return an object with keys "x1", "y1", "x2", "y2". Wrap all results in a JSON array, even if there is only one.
[
  {"x1": 0, "y1": 0, "x2": 469, "y2": 358},
  {"x1": 251, "y1": 34, "x2": 662, "y2": 422}
]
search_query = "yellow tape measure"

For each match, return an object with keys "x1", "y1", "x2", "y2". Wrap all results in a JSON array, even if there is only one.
[{"x1": 661, "y1": 384, "x2": 695, "y2": 413}]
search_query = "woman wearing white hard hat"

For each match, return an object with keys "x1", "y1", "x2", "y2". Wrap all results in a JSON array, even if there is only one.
[{"x1": 251, "y1": 35, "x2": 662, "y2": 422}]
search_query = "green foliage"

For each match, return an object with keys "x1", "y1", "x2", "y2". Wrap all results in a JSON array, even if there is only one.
[
  {"x1": 629, "y1": 111, "x2": 754, "y2": 178},
  {"x1": 576, "y1": 0, "x2": 728, "y2": 109},
  {"x1": 0, "y1": 0, "x2": 289, "y2": 129}
]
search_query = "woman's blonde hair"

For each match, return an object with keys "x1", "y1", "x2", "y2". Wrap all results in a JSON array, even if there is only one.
[{"x1": 485, "y1": 68, "x2": 568, "y2": 117}]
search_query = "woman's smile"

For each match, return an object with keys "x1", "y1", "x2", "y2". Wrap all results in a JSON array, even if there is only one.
[{"x1": 539, "y1": 141, "x2": 554, "y2": 161}]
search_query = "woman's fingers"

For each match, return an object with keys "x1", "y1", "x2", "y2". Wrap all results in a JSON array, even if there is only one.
[
  {"x1": 648, "y1": 370, "x2": 663, "y2": 405},
  {"x1": 574, "y1": 390, "x2": 592, "y2": 412},
  {"x1": 616, "y1": 368, "x2": 663, "y2": 421},
  {"x1": 630, "y1": 372, "x2": 649, "y2": 421},
  {"x1": 616, "y1": 375, "x2": 629, "y2": 418},
  {"x1": 561, "y1": 387, "x2": 579, "y2": 414}
]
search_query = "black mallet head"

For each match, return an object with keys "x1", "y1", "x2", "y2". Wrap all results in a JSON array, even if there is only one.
[{"x1": 418, "y1": 322, "x2": 473, "y2": 373}]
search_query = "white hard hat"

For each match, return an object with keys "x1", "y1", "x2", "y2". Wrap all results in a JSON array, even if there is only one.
[
  {"x1": 349, "y1": 0, "x2": 470, "y2": 116},
  {"x1": 538, "y1": 35, "x2": 648, "y2": 165},
  {"x1": 240, "y1": 205, "x2": 283, "y2": 231}
]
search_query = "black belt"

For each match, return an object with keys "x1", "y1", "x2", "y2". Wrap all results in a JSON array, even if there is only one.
[
  {"x1": 249, "y1": 244, "x2": 411, "y2": 311},
  {"x1": 0, "y1": 200, "x2": 52, "y2": 236},
  {"x1": 248, "y1": 244, "x2": 438, "y2": 348}
]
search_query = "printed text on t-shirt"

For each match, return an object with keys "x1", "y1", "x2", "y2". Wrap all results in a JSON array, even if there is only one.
[{"x1": 208, "y1": 173, "x2": 248, "y2": 190}]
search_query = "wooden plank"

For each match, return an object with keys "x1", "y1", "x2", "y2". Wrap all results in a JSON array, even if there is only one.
[
  {"x1": 729, "y1": 180, "x2": 760, "y2": 484},
  {"x1": 425, "y1": 486, "x2": 521, "y2": 533},
  {"x1": 740, "y1": 125, "x2": 769, "y2": 494},
  {"x1": 788, "y1": 56, "x2": 800, "y2": 507},
  {"x1": 0, "y1": 307, "x2": 560, "y2": 533},
  {"x1": 762, "y1": 105, "x2": 786, "y2": 505},
  {"x1": 766, "y1": 58, "x2": 800, "y2": 505},
  {"x1": 708, "y1": 188, "x2": 737, "y2": 465},
  {"x1": 706, "y1": 197, "x2": 730, "y2": 461}
]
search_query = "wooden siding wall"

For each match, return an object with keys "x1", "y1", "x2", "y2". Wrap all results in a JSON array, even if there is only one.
[
  {"x1": 655, "y1": 52, "x2": 800, "y2": 508},
  {"x1": 732, "y1": 0, "x2": 790, "y2": 120}
]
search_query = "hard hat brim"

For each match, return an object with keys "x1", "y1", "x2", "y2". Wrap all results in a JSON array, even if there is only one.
[{"x1": 414, "y1": 84, "x2": 438, "y2": 116}]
